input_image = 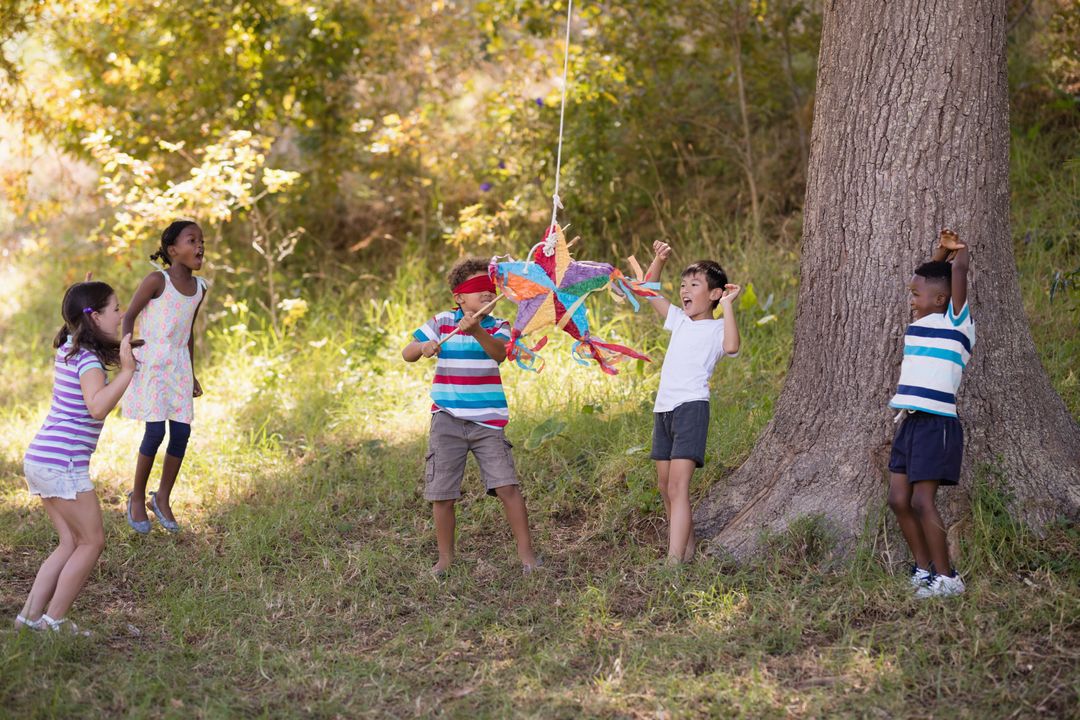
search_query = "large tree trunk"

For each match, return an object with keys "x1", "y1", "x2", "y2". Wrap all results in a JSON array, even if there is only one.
[{"x1": 696, "y1": 0, "x2": 1080, "y2": 557}]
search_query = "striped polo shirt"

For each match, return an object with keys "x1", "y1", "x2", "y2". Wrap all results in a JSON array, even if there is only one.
[
  {"x1": 25, "y1": 342, "x2": 106, "y2": 470},
  {"x1": 889, "y1": 300, "x2": 975, "y2": 417},
  {"x1": 413, "y1": 309, "x2": 511, "y2": 428}
]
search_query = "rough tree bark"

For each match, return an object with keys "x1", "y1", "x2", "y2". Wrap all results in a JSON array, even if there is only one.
[{"x1": 695, "y1": 0, "x2": 1080, "y2": 557}]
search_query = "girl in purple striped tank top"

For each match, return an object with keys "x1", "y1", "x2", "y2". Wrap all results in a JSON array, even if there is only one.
[{"x1": 16, "y1": 281, "x2": 137, "y2": 634}]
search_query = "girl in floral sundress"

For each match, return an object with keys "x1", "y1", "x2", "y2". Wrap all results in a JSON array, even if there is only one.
[{"x1": 122, "y1": 220, "x2": 207, "y2": 534}]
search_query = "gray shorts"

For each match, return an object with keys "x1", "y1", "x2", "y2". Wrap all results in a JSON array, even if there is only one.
[
  {"x1": 651, "y1": 400, "x2": 710, "y2": 468},
  {"x1": 24, "y1": 459, "x2": 94, "y2": 500},
  {"x1": 424, "y1": 412, "x2": 518, "y2": 501}
]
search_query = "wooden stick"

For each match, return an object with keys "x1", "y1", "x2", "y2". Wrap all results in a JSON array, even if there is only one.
[{"x1": 437, "y1": 294, "x2": 503, "y2": 346}]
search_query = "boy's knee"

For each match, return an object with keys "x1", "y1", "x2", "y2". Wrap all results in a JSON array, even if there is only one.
[
  {"x1": 887, "y1": 489, "x2": 910, "y2": 514},
  {"x1": 494, "y1": 484, "x2": 522, "y2": 501},
  {"x1": 666, "y1": 475, "x2": 691, "y2": 492},
  {"x1": 910, "y1": 493, "x2": 936, "y2": 518}
]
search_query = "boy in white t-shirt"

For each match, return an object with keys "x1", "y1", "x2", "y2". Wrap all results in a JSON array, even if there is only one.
[{"x1": 643, "y1": 241, "x2": 741, "y2": 565}]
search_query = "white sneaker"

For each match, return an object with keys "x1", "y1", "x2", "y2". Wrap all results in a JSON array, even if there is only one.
[
  {"x1": 916, "y1": 573, "x2": 965, "y2": 599},
  {"x1": 909, "y1": 566, "x2": 932, "y2": 590}
]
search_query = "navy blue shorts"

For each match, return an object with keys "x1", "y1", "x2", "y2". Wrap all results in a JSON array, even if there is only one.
[
  {"x1": 888, "y1": 411, "x2": 963, "y2": 485},
  {"x1": 651, "y1": 400, "x2": 709, "y2": 468}
]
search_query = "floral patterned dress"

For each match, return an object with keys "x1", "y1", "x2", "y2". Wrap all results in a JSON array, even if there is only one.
[{"x1": 123, "y1": 271, "x2": 207, "y2": 424}]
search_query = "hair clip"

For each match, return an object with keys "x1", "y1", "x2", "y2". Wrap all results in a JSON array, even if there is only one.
[{"x1": 82, "y1": 307, "x2": 94, "y2": 314}]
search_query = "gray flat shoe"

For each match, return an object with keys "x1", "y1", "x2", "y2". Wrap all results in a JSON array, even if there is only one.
[
  {"x1": 126, "y1": 492, "x2": 151, "y2": 534},
  {"x1": 148, "y1": 491, "x2": 180, "y2": 533}
]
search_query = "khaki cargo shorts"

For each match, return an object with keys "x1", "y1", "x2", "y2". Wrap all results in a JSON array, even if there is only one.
[{"x1": 424, "y1": 411, "x2": 518, "y2": 501}]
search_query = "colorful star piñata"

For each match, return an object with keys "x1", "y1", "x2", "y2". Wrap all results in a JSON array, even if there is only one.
[{"x1": 489, "y1": 224, "x2": 660, "y2": 375}]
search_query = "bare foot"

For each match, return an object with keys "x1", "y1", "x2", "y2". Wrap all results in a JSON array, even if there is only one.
[
  {"x1": 682, "y1": 531, "x2": 697, "y2": 563},
  {"x1": 665, "y1": 554, "x2": 683, "y2": 567},
  {"x1": 522, "y1": 556, "x2": 543, "y2": 575}
]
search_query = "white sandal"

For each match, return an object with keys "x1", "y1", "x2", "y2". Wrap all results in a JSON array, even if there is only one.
[
  {"x1": 40, "y1": 614, "x2": 91, "y2": 637},
  {"x1": 14, "y1": 614, "x2": 44, "y2": 631}
]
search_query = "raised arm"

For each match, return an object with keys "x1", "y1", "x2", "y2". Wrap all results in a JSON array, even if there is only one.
[
  {"x1": 937, "y1": 229, "x2": 969, "y2": 312},
  {"x1": 645, "y1": 240, "x2": 673, "y2": 320},
  {"x1": 718, "y1": 285, "x2": 742, "y2": 355},
  {"x1": 950, "y1": 244, "x2": 969, "y2": 312},
  {"x1": 122, "y1": 272, "x2": 166, "y2": 337}
]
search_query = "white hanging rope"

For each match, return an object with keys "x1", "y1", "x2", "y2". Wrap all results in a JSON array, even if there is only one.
[{"x1": 544, "y1": 0, "x2": 574, "y2": 255}]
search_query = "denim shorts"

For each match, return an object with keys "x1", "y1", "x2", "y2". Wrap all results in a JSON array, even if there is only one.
[
  {"x1": 651, "y1": 400, "x2": 710, "y2": 468},
  {"x1": 888, "y1": 411, "x2": 964, "y2": 485},
  {"x1": 23, "y1": 459, "x2": 94, "y2": 500}
]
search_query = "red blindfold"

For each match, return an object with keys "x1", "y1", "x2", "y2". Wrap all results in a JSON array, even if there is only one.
[{"x1": 453, "y1": 275, "x2": 496, "y2": 295}]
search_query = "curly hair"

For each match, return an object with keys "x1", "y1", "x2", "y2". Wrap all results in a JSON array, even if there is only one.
[{"x1": 447, "y1": 257, "x2": 491, "y2": 290}]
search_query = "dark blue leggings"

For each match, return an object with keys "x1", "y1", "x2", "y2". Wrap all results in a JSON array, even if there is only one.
[{"x1": 139, "y1": 421, "x2": 192, "y2": 459}]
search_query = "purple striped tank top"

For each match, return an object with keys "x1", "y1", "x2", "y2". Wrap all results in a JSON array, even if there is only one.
[{"x1": 25, "y1": 342, "x2": 106, "y2": 470}]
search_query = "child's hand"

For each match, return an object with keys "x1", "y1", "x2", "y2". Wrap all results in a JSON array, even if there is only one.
[
  {"x1": 938, "y1": 229, "x2": 965, "y2": 252},
  {"x1": 458, "y1": 312, "x2": 482, "y2": 337},
  {"x1": 719, "y1": 284, "x2": 742, "y2": 306},
  {"x1": 193, "y1": 376, "x2": 203, "y2": 397},
  {"x1": 420, "y1": 339, "x2": 441, "y2": 358},
  {"x1": 653, "y1": 240, "x2": 672, "y2": 261},
  {"x1": 120, "y1": 333, "x2": 135, "y2": 372}
]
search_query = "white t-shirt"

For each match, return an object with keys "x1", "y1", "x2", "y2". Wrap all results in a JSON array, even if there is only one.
[{"x1": 654, "y1": 305, "x2": 735, "y2": 412}]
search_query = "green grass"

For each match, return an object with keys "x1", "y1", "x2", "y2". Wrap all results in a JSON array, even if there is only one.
[{"x1": 1, "y1": 132, "x2": 1078, "y2": 717}]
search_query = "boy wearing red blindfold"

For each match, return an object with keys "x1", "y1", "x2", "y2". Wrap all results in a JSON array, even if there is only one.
[{"x1": 402, "y1": 258, "x2": 540, "y2": 576}]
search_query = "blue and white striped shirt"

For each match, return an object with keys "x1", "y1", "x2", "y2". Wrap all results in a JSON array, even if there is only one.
[{"x1": 889, "y1": 300, "x2": 975, "y2": 417}]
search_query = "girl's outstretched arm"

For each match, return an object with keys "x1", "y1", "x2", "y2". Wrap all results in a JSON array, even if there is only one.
[
  {"x1": 122, "y1": 272, "x2": 166, "y2": 337},
  {"x1": 81, "y1": 334, "x2": 137, "y2": 419}
]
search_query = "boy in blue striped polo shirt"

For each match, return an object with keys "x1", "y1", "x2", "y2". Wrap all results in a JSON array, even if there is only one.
[
  {"x1": 402, "y1": 257, "x2": 539, "y2": 577},
  {"x1": 887, "y1": 229, "x2": 973, "y2": 598}
]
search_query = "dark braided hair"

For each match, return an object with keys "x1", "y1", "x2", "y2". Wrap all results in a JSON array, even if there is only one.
[
  {"x1": 150, "y1": 220, "x2": 198, "y2": 267},
  {"x1": 53, "y1": 282, "x2": 132, "y2": 368},
  {"x1": 681, "y1": 260, "x2": 729, "y2": 309}
]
